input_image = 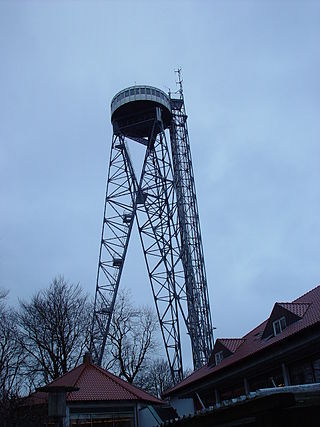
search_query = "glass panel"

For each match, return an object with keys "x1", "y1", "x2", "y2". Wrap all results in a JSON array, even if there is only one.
[
  {"x1": 249, "y1": 368, "x2": 283, "y2": 391},
  {"x1": 273, "y1": 316, "x2": 286, "y2": 336},
  {"x1": 313, "y1": 358, "x2": 320, "y2": 382},
  {"x1": 215, "y1": 351, "x2": 223, "y2": 366},
  {"x1": 146, "y1": 88, "x2": 151, "y2": 94},
  {"x1": 129, "y1": 89, "x2": 134, "y2": 95},
  {"x1": 135, "y1": 88, "x2": 140, "y2": 95},
  {"x1": 273, "y1": 321, "x2": 281, "y2": 335},
  {"x1": 290, "y1": 361, "x2": 314, "y2": 385},
  {"x1": 125, "y1": 90, "x2": 129, "y2": 97},
  {"x1": 151, "y1": 89, "x2": 156, "y2": 95},
  {"x1": 156, "y1": 90, "x2": 160, "y2": 97},
  {"x1": 140, "y1": 88, "x2": 145, "y2": 94}
]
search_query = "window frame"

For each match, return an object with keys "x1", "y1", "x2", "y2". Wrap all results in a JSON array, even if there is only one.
[
  {"x1": 273, "y1": 316, "x2": 287, "y2": 336},
  {"x1": 215, "y1": 351, "x2": 224, "y2": 366}
]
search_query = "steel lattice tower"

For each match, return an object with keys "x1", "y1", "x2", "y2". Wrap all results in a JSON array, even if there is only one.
[{"x1": 90, "y1": 71, "x2": 214, "y2": 383}]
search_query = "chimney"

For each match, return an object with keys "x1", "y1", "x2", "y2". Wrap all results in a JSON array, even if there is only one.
[{"x1": 83, "y1": 352, "x2": 93, "y2": 365}]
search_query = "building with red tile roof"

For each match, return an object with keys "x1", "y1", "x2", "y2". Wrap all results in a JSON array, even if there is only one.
[
  {"x1": 25, "y1": 353, "x2": 175, "y2": 427},
  {"x1": 163, "y1": 285, "x2": 320, "y2": 418}
]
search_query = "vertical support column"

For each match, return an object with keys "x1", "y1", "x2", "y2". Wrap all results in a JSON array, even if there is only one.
[
  {"x1": 244, "y1": 377, "x2": 250, "y2": 395},
  {"x1": 214, "y1": 389, "x2": 220, "y2": 406}
]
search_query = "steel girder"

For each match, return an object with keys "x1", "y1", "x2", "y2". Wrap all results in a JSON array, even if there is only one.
[
  {"x1": 90, "y1": 134, "x2": 137, "y2": 366},
  {"x1": 135, "y1": 115, "x2": 185, "y2": 383},
  {"x1": 169, "y1": 90, "x2": 214, "y2": 368}
]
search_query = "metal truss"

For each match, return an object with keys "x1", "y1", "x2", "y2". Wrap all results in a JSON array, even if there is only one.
[
  {"x1": 169, "y1": 71, "x2": 214, "y2": 368},
  {"x1": 91, "y1": 110, "x2": 185, "y2": 381},
  {"x1": 135, "y1": 113, "x2": 185, "y2": 382},
  {"x1": 90, "y1": 134, "x2": 137, "y2": 366}
]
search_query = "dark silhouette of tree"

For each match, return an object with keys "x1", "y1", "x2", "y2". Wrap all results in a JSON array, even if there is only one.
[
  {"x1": 135, "y1": 357, "x2": 193, "y2": 397},
  {"x1": 17, "y1": 276, "x2": 90, "y2": 386},
  {"x1": 135, "y1": 358, "x2": 174, "y2": 397},
  {"x1": 0, "y1": 308, "x2": 24, "y2": 397},
  {"x1": 0, "y1": 290, "x2": 25, "y2": 424},
  {"x1": 104, "y1": 289, "x2": 158, "y2": 384}
]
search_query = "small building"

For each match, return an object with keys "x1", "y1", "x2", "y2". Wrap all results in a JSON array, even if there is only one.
[
  {"x1": 24, "y1": 353, "x2": 174, "y2": 427},
  {"x1": 163, "y1": 285, "x2": 320, "y2": 419}
]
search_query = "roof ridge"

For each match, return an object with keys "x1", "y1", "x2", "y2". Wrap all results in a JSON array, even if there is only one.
[
  {"x1": 278, "y1": 301, "x2": 310, "y2": 306},
  {"x1": 49, "y1": 363, "x2": 85, "y2": 386},
  {"x1": 293, "y1": 284, "x2": 320, "y2": 302}
]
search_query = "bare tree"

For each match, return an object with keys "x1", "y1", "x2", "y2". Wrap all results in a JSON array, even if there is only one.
[
  {"x1": 104, "y1": 289, "x2": 158, "y2": 384},
  {"x1": 0, "y1": 289, "x2": 9, "y2": 300},
  {"x1": 135, "y1": 358, "x2": 193, "y2": 397},
  {"x1": 0, "y1": 290, "x2": 25, "y2": 424},
  {"x1": 18, "y1": 276, "x2": 90, "y2": 386},
  {"x1": 0, "y1": 309, "x2": 24, "y2": 397},
  {"x1": 135, "y1": 358, "x2": 174, "y2": 397}
]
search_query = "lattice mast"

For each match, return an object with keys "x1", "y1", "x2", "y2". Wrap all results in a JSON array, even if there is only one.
[
  {"x1": 170, "y1": 70, "x2": 214, "y2": 368},
  {"x1": 90, "y1": 75, "x2": 214, "y2": 381}
]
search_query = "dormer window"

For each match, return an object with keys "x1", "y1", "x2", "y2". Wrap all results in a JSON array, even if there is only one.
[
  {"x1": 273, "y1": 316, "x2": 286, "y2": 336},
  {"x1": 262, "y1": 302, "x2": 309, "y2": 340},
  {"x1": 208, "y1": 339, "x2": 245, "y2": 366},
  {"x1": 215, "y1": 351, "x2": 224, "y2": 365}
]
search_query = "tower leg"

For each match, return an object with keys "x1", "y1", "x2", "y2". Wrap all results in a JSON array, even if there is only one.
[{"x1": 90, "y1": 134, "x2": 138, "y2": 365}]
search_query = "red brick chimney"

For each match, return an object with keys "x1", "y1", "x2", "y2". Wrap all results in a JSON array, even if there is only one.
[{"x1": 83, "y1": 352, "x2": 93, "y2": 365}]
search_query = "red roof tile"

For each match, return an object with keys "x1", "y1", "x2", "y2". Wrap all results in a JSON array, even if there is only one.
[
  {"x1": 278, "y1": 302, "x2": 310, "y2": 318},
  {"x1": 28, "y1": 360, "x2": 163, "y2": 405},
  {"x1": 164, "y1": 285, "x2": 320, "y2": 396},
  {"x1": 217, "y1": 338, "x2": 245, "y2": 353}
]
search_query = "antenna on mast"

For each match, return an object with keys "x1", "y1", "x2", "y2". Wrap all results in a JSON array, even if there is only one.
[{"x1": 175, "y1": 67, "x2": 184, "y2": 99}]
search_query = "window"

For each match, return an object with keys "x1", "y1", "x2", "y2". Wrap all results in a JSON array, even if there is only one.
[
  {"x1": 215, "y1": 351, "x2": 223, "y2": 366},
  {"x1": 129, "y1": 89, "x2": 135, "y2": 96},
  {"x1": 125, "y1": 90, "x2": 129, "y2": 97},
  {"x1": 273, "y1": 316, "x2": 286, "y2": 336},
  {"x1": 146, "y1": 88, "x2": 151, "y2": 95},
  {"x1": 290, "y1": 361, "x2": 314, "y2": 385},
  {"x1": 140, "y1": 88, "x2": 145, "y2": 94}
]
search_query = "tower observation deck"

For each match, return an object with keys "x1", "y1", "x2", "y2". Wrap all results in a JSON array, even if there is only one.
[
  {"x1": 111, "y1": 85, "x2": 172, "y2": 137},
  {"x1": 91, "y1": 73, "x2": 214, "y2": 383}
]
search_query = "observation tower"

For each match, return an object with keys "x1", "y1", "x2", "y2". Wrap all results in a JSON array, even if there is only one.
[{"x1": 90, "y1": 72, "x2": 214, "y2": 383}]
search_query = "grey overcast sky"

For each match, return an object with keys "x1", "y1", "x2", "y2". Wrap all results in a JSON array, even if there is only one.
[{"x1": 1, "y1": 0, "x2": 320, "y2": 368}]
